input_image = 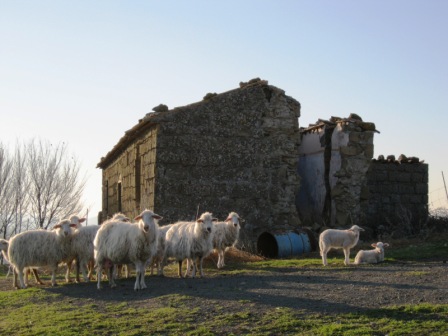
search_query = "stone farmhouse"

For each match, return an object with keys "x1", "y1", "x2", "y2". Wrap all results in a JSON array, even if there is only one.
[{"x1": 97, "y1": 78, "x2": 428, "y2": 255}]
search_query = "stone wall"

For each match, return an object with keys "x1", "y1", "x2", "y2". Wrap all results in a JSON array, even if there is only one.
[
  {"x1": 296, "y1": 115, "x2": 376, "y2": 229},
  {"x1": 361, "y1": 155, "x2": 429, "y2": 238},
  {"x1": 98, "y1": 79, "x2": 302, "y2": 252}
]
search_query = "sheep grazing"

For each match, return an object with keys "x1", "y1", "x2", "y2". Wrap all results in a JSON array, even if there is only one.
[
  {"x1": 354, "y1": 242, "x2": 390, "y2": 265},
  {"x1": 164, "y1": 212, "x2": 217, "y2": 278},
  {"x1": 319, "y1": 225, "x2": 364, "y2": 266},
  {"x1": 0, "y1": 239, "x2": 43, "y2": 286},
  {"x1": 8, "y1": 219, "x2": 78, "y2": 289},
  {"x1": 94, "y1": 209, "x2": 162, "y2": 291},
  {"x1": 212, "y1": 212, "x2": 241, "y2": 269}
]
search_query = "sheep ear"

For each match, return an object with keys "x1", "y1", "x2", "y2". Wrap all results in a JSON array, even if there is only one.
[
  {"x1": 212, "y1": 218, "x2": 218, "y2": 222},
  {"x1": 197, "y1": 219, "x2": 204, "y2": 223},
  {"x1": 384, "y1": 243, "x2": 389, "y2": 247},
  {"x1": 153, "y1": 215, "x2": 163, "y2": 220},
  {"x1": 225, "y1": 217, "x2": 231, "y2": 222},
  {"x1": 371, "y1": 243, "x2": 377, "y2": 247},
  {"x1": 70, "y1": 224, "x2": 78, "y2": 228},
  {"x1": 53, "y1": 224, "x2": 61, "y2": 229},
  {"x1": 134, "y1": 215, "x2": 142, "y2": 221},
  {"x1": 79, "y1": 218, "x2": 86, "y2": 223}
]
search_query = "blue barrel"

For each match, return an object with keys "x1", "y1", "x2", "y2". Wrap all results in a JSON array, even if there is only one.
[{"x1": 257, "y1": 231, "x2": 311, "y2": 258}]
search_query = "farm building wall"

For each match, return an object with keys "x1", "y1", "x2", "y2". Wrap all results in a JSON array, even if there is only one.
[
  {"x1": 98, "y1": 79, "x2": 302, "y2": 252},
  {"x1": 296, "y1": 116, "x2": 375, "y2": 230},
  {"x1": 360, "y1": 155, "x2": 429, "y2": 238}
]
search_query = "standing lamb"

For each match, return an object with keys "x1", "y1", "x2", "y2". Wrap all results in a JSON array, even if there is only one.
[
  {"x1": 164, "y1": 212, "x2": 217, "y2": 278},
  {"x1": 354, "y1": 242, "x2": 390, "y2": 265},
  {"x1": 8, "y1": 219, "x2": 78, "y2": 289},
  {"x1": 319, "y1": 225, "x2": 364, "y2": 266},
  {"x1": 71, "y1": 225, "x2": 101, "y2": 282},
  {"x1": 212, "y1": 212, "x2": 241, "y2": 269},
  {"x1": 94, "y1": 209, "x2": 162, "y2": 291}
]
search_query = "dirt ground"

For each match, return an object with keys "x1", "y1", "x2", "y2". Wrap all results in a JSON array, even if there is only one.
[{"x1": 1, "y1": 249, "x2": 447, "y2": 316}]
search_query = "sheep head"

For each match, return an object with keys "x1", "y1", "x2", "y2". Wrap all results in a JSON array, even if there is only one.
[
  {"x1": 196, "y1": 212, "x2": 218, "y2": 234},
  {"x1": 225, "y1": 212, "x2": 241, "y2": 229},
  {"x1": 134, "y1": 209, "x2": 162, "y2": 233},
  {"x1": 53, "y1": 219, "x2": 77, "y2": 237}
]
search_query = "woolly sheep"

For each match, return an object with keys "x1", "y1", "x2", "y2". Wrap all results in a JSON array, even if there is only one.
[
  {"x1": 212, "y1": 212, "x2": 241, "y2": 269},
  {"x1": 354, "y1": 242, "x2": 390, "y2": 265},
  {"x1": 319, "y1": 225, "x2": 364, "y2": 266},
  {"x1": 150, "y1": 223, "x2": 173, "y2": 276},
  {"x1": 8, "y1": 219, "x2": 78, "y2": 289},
  {"x1": 70, "y1": 225, "x2": 100, "y2": 282},
  {"x1": 63, "y1": 215, "x2": 87, "y2": 282},
  {"x1": 0, "y1": 239, "x2": 43, "y2": 286},
  {"x1": 94, "y1": 209, "x2": 162, "y2": 290},
  {"x1": 164, "y1": 212, "x2": 217, "y2": 278}
]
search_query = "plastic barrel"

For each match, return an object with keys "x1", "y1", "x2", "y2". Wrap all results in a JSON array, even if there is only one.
[{"x1": 257, "y1": 231, "x2": 311, "y2": 258}]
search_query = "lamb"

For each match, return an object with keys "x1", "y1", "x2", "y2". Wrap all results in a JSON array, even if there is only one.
[
  {"x1": 354, "y1": 242, "x2": 389, "y2": 265},
  {"x1": 319, "y1": 225, "x2": 364, "y2": 266},
  {"x1": 212, "y1": 212, "x2": 241, "y2": 269},
  {"x1": 163, "y1": 212, "x2": 217, "y2": 278},
  {"x1": 94, "y1": 209, "x2": 162, "y2": 290},
  {"x1": 0, "y1": 239, "x2": 43, "y2": 286},
  {"x1": 7, "y1": 219, "x2": 78, "y2": 289}
]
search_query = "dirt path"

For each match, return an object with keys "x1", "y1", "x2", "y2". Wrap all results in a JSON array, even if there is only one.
[{"x1": 2, "y1": 260, "x2": 447, "y2": 315}]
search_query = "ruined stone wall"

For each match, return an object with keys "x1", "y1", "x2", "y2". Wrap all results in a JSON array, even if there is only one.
[
  {"x1": 330, "y1": 119, "x2": 375, "y2": 227},
  {"x1": 361, "y1": 155, "x2": 428, "y2": 238},
  {"x1": 296, "y1": 115, "x2": 376, "y2": 231},
  {"x1": 151, "y1": 81, "x2": 301, "y2": 251}
]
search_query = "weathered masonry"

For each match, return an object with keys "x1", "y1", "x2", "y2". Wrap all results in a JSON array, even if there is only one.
[
  {"x1": 98, "y1": 79, "x2": 429, "y2": 254},
  {"x1": 97, "y1": 79, "x2": 302, "y2": 252},
  {"x1": 296, "y1": 116, "x2": 428, "y2": 238}
]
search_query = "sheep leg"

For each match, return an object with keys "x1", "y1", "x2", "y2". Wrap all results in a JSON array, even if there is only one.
[
  {"x1": 321, "y1": 247, "x2": 329, "y2": 266},
  {"x1": 177, "y1": 260, "x2": 183, "y2": 278},
  {"x1": 79, "y1": 259, "x2": 89, "y2": 282},
  {"x1": 65, "y1": 260, "x2": 73, "y2": 283},
  {"x1": 199, "y1": 257, "x2": 204, "y2": 278},
  {"x1": 96, "y1": 260, "x2": 105, "y2": 289},
  {"x1": 109, "y1": 265, "x2": 116, "y2": 288},
  {"x1": 32, "y1": 268, "x2": 44, "y2": 285},
  {"x1": 218, "y1": 250, "x2": 225, "y2": 269},
  {"x1": 16, "y1": 267, "x2": 26, "y2": 289},
  {"x1": 50, "y1": 265, "x2": 58, "y2": 286},
  {"x1": 343, "y1": 247, "x2": 351, "y2": 266}
]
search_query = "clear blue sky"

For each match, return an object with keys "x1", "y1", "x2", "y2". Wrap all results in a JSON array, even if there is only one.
[{"x1": 1, "y1": 0, "x2": 447, "y2": 220}]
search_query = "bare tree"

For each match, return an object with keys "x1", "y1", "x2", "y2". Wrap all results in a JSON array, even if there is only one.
[
  {"x1": 0, "y1": 143, "x2": 14, "y2": 238},
  {"x1": 26, "y1": 139, "x2": 86, "y2": 229}
]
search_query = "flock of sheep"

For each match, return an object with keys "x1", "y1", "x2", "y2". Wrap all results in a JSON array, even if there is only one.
[
  {"x1": 0, "y1": 210, "x2": 389, "y2": 291},
  {"x1": 1, "y1": 209, "x2": 241, "y2": 291}
]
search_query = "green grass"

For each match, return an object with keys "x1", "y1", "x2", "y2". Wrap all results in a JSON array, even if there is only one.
[
  {"x1": 0, "y1": 287, "x2": 446, "y2": 335},
  {"x1": 0, "y1": 237, "x2": 447, "y2": 335}
]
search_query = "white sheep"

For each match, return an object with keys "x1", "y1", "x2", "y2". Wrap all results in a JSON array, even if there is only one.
[
  {"x1": 164, "y1": 212, "x2": 216, "y2": 278},
  {"x1": 150, "y1": 223, "x2": 173, "y2": 276},
  {"x1": 63, "y1": 215, "x2": 87, "y2": 282},
  {"x1": 0, "y1": 238, "x2": 43, "y2": 286},
  {"x1": 70, "y1": 225, "x2": 100, "y2": 282},
  {"x1": 319, "y1": 225, "x2": 364, "y2": 266},
  {"x1": 212, "y1": 212, "x2": 241, "y2": 269},
  {"x1": 354, "y1": 242, "x2": 390, "y2": 264},
  {"x1": 8, "y1": 219, "x2": 78, "y2": 289},
  {"x1": 94, "y1": 209, "x2": 161, "y2": 290}
]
